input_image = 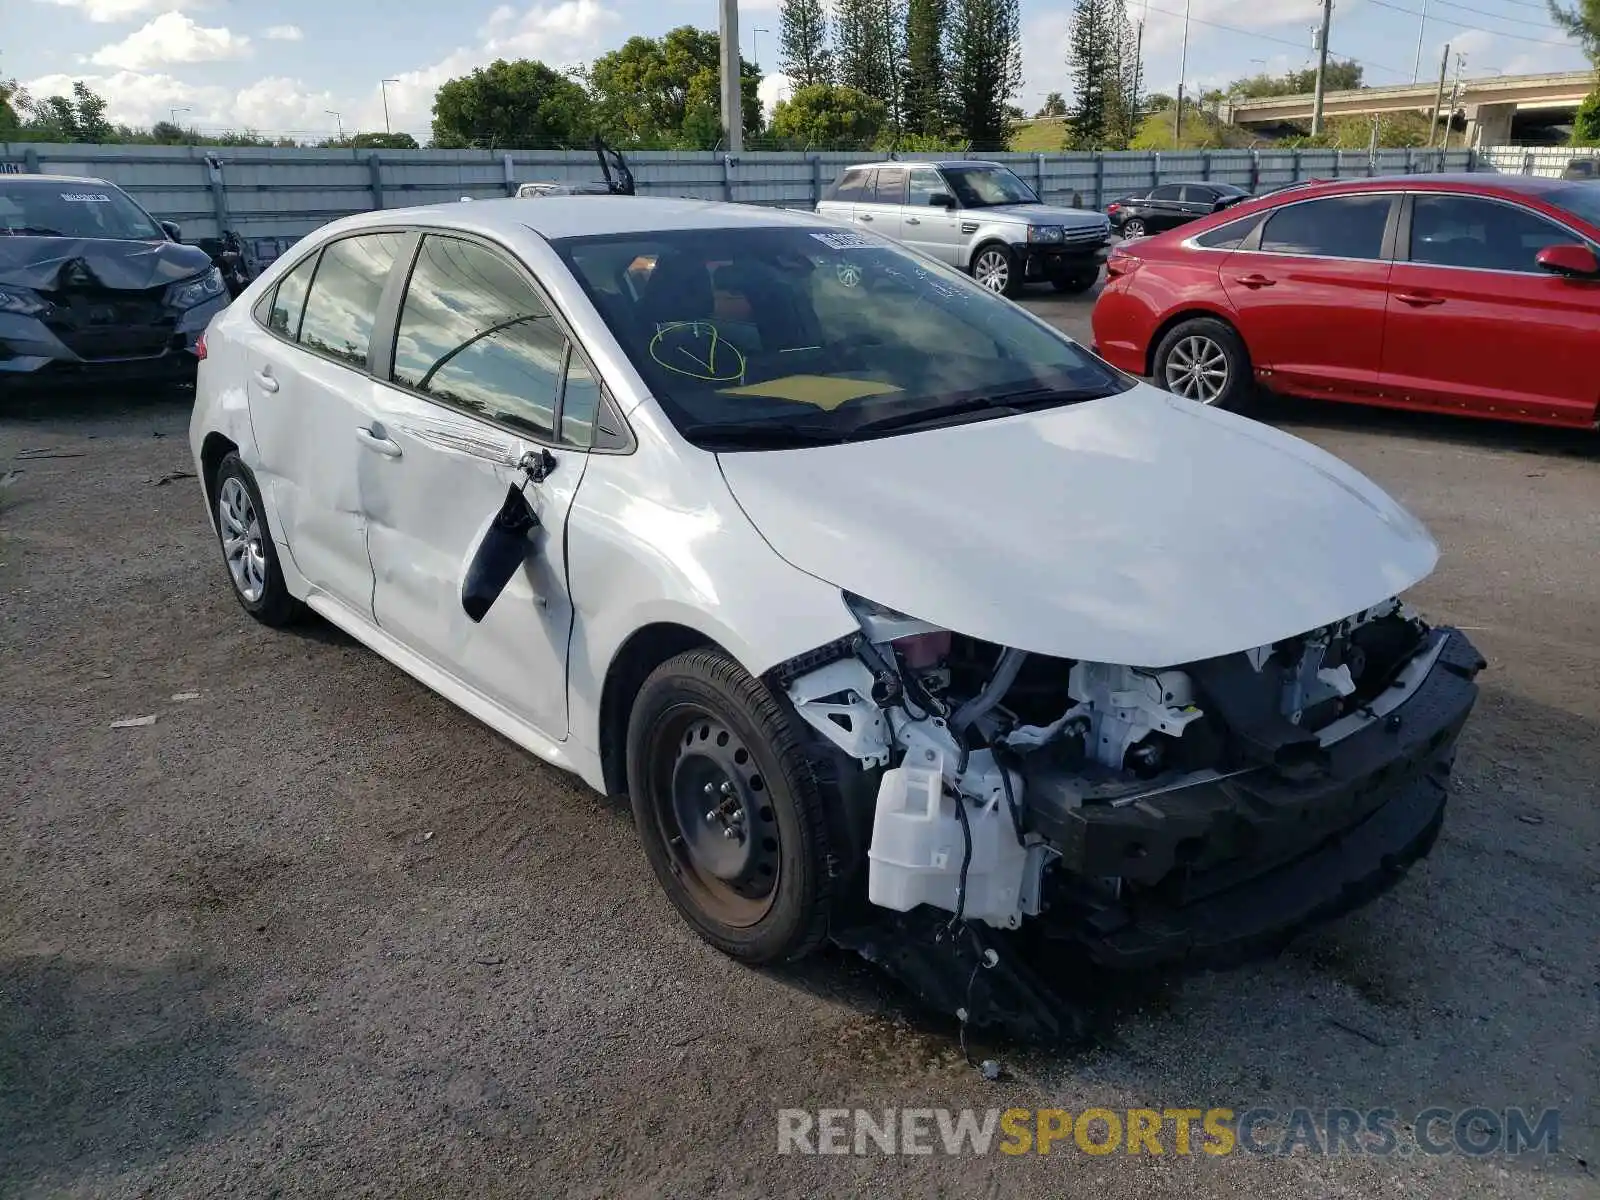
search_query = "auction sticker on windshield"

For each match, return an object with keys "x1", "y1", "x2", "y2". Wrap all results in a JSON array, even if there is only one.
[
  {"x1": 811, "y1": 230, "x2": 875, "y2": 250},
  {"x1": 59, "y1": 192, "x2": 113, "y2": 202}
]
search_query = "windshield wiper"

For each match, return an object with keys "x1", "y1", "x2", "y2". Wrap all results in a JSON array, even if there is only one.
[
  {"x1": 3, "y1": 226, "x2": 66, "y2": 236},
  {"x1": 680, "y1": 421, "x2": 850, "y2": 450},
  {"x1": 847, "y1": 386, "x2": 1106, "y2": 436}
]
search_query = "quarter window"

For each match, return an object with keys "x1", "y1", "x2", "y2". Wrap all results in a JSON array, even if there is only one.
[
  {"x1": 268, "y1": 253, "x2": 317, "y2": 340},
  {"x1": 869, "y1": 167, "x2": 907, "y2": 206},
  {"x1": 1259, "y1": 195, "x2": 1392, "y2": 260},
  {"x1": 297, "y1": 233, "x2": 406, "y2": 366},
  {"x1": 560, "y1": 352, "x2": 602, "y2": 448},
  {"x1": 392, "y1": 235, "x2": 566, "y2": 439},
  {"x1": 1194, "y1": 213, "x2": 1263, "y2": 250},
  {"x1": 1409, "y1": 194, "x2": 1580, "y2": 273}
]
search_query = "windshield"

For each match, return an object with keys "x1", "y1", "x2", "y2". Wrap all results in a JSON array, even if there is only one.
[
  {"x1": 941, "y1": 166, "x2": 1040, "y2": 209},
  {"x1": 554, "y1": 225, "x2": 1133, "y2": 450},
  {"x1": 0, "y1": 181, "x2": 162, "y2": 240},
  {"x1": 1542, "y1": 184, "x2": 1600, "y2": 231}
]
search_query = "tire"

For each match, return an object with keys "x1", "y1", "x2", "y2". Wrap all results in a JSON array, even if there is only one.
[
  {"x1": 213, "y1": 452, "x2": 302, "y2": 627},
  {"x1": 1051, "y1": 270, "x2": 1099, "y2": 295},
  {"x1": 1152, "y1": 317, "x2": 1254, "y2": 411},
  {"x1": 970, "y1": 243, "x2": 1022, "y2": 297},
  {"x1": 1121, "y1": 217, "x2": 1148, "y2": 239},
  {"x1": 626, "y1": 647, "x2": 834, "y2": 964}
]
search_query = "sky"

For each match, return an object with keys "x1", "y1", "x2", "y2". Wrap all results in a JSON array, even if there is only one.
[{"x1": 3, "y1": 0, "x2": 1590, "y2": 143}]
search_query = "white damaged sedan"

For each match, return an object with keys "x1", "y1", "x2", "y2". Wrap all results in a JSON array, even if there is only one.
[{"x1": 190, "y1": 197, "x2": 1484, "y2": 1038}]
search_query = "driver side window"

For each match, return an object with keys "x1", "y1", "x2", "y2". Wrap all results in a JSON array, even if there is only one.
[{"x1": 907, "y1": 169, "x2": 947, "y2": 206}]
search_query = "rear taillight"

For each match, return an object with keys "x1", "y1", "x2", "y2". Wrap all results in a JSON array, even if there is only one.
[
  {"x1": 1105, "y1": 253, "x2": 1142, "y2": 280},
  {"x1": 194, "y1": 333, "x2": 208, "y2": 360},
  {"x1": 1107, "y1": 202, "x2": 1121, "y2": 215}
]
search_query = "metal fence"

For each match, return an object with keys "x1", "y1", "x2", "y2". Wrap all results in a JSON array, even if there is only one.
[
  {"x1": 2, "y1": 141, "x2": 1479, "y2": 244},
  {"x1": 1476, "y1": 145, "x2": 1589, "y2": 179}
]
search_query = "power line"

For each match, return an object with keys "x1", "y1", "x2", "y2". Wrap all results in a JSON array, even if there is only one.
[
  {"x1": 1138, "y1": 1, "x2": 1411, "y2": 79},
  {"x1": 1364, "y1": 0, "x2": 1576, "y2": 45},
  {"x1": 1426, "y1": 0, "x2": 1561, "y2": 31}
]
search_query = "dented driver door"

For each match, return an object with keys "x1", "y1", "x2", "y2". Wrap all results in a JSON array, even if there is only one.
[{"x1": 358, "y1": 232, "x2": 590, "y2": 741}]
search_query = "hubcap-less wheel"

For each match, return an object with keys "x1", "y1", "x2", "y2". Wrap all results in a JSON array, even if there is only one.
[
  {"x1": 218, "y1": 475, "x2": 267, "y2": 603},
  {"x1": 973, "y1": 248, "x2": 1011, "y2": 293},
  {"x1": 1164, "y1": 334, "x2": 1230, "y2": 404},
  {"x1": 656, "y1": 707, "x2": 781, "y2": 927},
  {"x1": 1123, "y1": 218, "x2": 1147, "y2": 238}
]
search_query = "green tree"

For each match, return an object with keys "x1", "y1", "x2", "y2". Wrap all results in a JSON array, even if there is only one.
[
  {"x1": 779, "y1": 0, "x2": 832, "y2": 89},
  {"x1": 0, "y1": 78, "x2": 18, "y2": 136},
  {"x1": 1572, "y1": 88, "x2": 1600, "y2": 144},
  {"x1": 769, "y1": 82, "x2": 888, "y2": 145},
  {"x1": 431, "y1": 59, "x2": 593, "y2": 149},
  {"x1": 947, "y1": 0, "x2": 1021, "y2": 147},
  {"x1": 1227, "y1": 60, "x2": 1363, "y2": 99},
  {"x1": 1035, "y1": 91, "x2": 1067, "y2": 118},
  {"x1": 903, "y1": 0, "x2": 948, "y2": 135},
  {"x1": 349, "y1": 131, "x2": 420, "y2": 149},
  {"x1": 1549, "y1": 0, "x2": 1600, "y2": 63},
  {"x1": 588, "y1": 27, "x2": 761, "y2": 148},
  {"x1": 6, "y1": 80, "x2": 117, "y2": 143},
  {"x1": 835, "y1": 0, "x2": 905, "y2": 124},
  {"x1": 1065, "y1": 0, "x2": 1120, "y2": 149}
]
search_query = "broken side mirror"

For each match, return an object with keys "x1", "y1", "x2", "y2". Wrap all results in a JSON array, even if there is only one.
[
  {"x1": 159, "y1": 220, "x2": 182, "y2": 242},
  {"x1": 1535, "y1": 243, "x2": 1600, "y2": 278},
  {"x1": 461, "y1": 485, "x2": 541, "y2": 623}
]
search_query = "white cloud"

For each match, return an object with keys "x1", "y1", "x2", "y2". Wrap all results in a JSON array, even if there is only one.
[
  {"x1": 759, "y1": 72, "x2": 791, "y2": 120},
  {"x1": 35, "y1": 0, "x2": 205, "y2": 21},
  {"x1": 89, "y1": 12, "x2": 252, "y2": 70},
  {"x1": 264, "y1": 24, "x2": 304, "y2": 41},
  {"x1": 23, "y1": 69, "x2": 228, "y2": 129},
  {"x1": 480, "y1": 0, "x2": 619, "y2": 63}
]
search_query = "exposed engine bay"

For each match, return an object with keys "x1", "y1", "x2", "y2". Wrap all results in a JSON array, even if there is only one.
[{"x1": 773, "y1": 591, "x2": 1485, "y2": 1035}]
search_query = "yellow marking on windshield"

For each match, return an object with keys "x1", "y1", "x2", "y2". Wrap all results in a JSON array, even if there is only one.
[{"x1": 718, "y1": 374, "x2": 903, "y2": 411}]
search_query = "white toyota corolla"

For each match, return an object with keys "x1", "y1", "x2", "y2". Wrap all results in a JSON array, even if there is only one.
[{"x1": 190, "y1": 197, "x2": 1484, "y2": 1037}]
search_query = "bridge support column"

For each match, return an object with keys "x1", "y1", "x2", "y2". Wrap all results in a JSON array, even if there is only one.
[{"x1": 1465, "y1": 103, "x2": 1515, "y2": 150}]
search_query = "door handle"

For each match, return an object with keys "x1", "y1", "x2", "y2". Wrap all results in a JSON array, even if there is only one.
[
  {"x1": 1235, "y1": 274, "x2": 1276, "y2": 289},
  {"x1": 1395, "y1": 293, "x2": 1446, "y2": 307},
  {"x1": 857, "y1": 213, "x2": 873, "y2": 221},
  {"x1": 355, "y1": 426, "x2": 402, "y2": 458},
  {"x1": 253, "y1": 369, "x2": 279, "y2": 393},
  {"x1": 905, "y1": 216, "x2": 922, "y2": 225}
]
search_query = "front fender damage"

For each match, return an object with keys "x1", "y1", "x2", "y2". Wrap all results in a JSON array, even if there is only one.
[{"x1": 768, "y1": 598, "x2": 1486, "y2": 1043}]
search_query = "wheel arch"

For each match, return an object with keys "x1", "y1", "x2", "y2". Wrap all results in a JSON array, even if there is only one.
[
  {"x1": 597, "y1": 621, "x2": 719, "y2": 796},
  {"x1": 968, "y1": 236, "x2": 1016, "y2": 272},
  {"x1": 199, "y1": 432, "x2": 239, "y2": 524}
]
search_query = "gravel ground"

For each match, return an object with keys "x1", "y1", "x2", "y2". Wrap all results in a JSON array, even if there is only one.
[{"x1": 2, "y1": 293, "x2": 1597, "y2": 1198}]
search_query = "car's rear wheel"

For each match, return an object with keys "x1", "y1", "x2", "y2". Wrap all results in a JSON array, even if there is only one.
[
  {"x1": 626, "y1": 647, "x2": 832, "y2": 964},
  {"x1": 1153, "y1": 317, "x2": 1253, "y2": 411},
  {"x1": 1051, "y1": 271, "x2": 1099, "y2": 295},
  {"x1": 970, "y1": 244, "x2": 1022, "y2": 297},
  {"x1": 1121, "y1": 217, "x2": 1148, "y2": 238},
  {"x1": 213, "y1": 452, "x2": 301, "y2": 626}
]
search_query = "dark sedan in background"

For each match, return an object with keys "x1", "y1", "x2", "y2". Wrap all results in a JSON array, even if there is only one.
[
  {"x1": 1107, "y1": 181, "x2": 1251, "y2": 238},
  {"x1": 0, "y1": 174, "x2": 228, "y2": 389}
]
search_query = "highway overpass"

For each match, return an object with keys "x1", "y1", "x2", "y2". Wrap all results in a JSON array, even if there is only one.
[{"x1": 1224, "y1": 70, "x2": 1595, "y2": 145}]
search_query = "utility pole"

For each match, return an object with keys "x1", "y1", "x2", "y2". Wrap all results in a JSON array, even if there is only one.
[
  {"x1": 1441, "y1": 52, "x2": 1464, "y2": 150},
  {"x1": 1174, "y1": 0, "x2": 1191, "y2": 143},
  {"x1": 1311, "y1": 0, "x2": 1333, "y2": 137},
  {"x1": 1411, "y1": 0, "x2": 1429, "y2": 83},
  {"x1": 381, "y1": 79, "x2": 399, "y2": 134},
  {"x1": 719, "y1": 0, "x2": 742, "y2": 153},
  {"x1": 1427, "y1": 42, "x2": 1449, "y2": 148}
]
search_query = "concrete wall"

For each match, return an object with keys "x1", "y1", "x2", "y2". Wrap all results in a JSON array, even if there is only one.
[{"x1": 1, "y1": 141, "x2": 1478, "y2": 245}]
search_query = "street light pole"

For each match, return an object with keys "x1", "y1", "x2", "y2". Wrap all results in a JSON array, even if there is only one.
[
  {"x1": 1411, "y1": 0, "x2": 1429, "y2": 83},
  {"x1": 381, "y1": 79, "x2": 399, "y2": 134},
  {"x1": 326, "y1": 109, "x2": 343, "y2": 140},
  {"x1": 718, "y1": 0, "x2": 742, "y2": 152},
  {"x1": 1174, "y1": 0, "x2": 1191, "y2": 143},
  {"x1": 751, "y1": 26, "x2": 769, "y2": 69}
]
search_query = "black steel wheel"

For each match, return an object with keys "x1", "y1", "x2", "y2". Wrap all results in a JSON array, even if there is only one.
[{"x1": 626, "y1": 647, "x2": 833, "y2": 963}]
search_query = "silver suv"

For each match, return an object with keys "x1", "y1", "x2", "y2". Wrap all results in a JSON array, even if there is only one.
[{"x1": 816, "y1": 159, "x2": 1113, "y2": 296}]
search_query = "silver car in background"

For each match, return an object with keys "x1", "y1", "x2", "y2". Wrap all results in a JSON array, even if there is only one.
[{"x1": 816, "y1": 159, "x2": 1113, "y2": 297}]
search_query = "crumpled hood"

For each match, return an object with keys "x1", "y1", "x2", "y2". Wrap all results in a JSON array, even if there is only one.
[
  {"x1": 0, "y1": 237, "x2": 214, "y2": 291},
  {"x1": 983, "y1": 204, "x2": 1109, "y2": 229},
  {"x1": 718, "y1": 385, "x2": 1439, "y2": 668}
]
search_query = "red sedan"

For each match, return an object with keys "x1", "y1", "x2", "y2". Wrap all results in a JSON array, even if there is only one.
[{"x1": 1091, "y1": 174, "x2": 1600, "y2": 428}]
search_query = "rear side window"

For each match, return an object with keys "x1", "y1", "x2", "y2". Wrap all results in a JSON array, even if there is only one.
[
  {"x1": 830, "y1": 170, "x2": 869, "y2": 202},
  {"x1": 297, "y1": 233, "x2": 406, "y2": 366},
  {"x1": 392, "y1": 235, "x2": 566, "y2": 439},
  {"x1": 869, "y1": 167, "x2": 907, "y2": 206},
  {"x1": 1150, "y1": 184, "x2": 1183, "y2": 202},
  {"x1": 1259, "y1": 195, "x2": 1392, "y2": 260},
  {"x1": 1180, "y1": 185, "x2": 1217, "y2": 204},
  {"x1": 268, "y1": 253, "x2": 317, "y2": 339},
  {"x1": 1409, "y1": 194, "x2": 1578, "y2": 273},
  {"x1": 1193, "y1": 212, "x2": 1263, "y2": 250}
]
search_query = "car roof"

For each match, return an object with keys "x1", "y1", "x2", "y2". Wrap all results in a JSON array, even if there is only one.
[
  {"x1": 323, "y1": 195, "x2": 830, "y2": 241},
  {"x1": 1, "y1": 173, "x2": 117, "y2": 187},
  {"x1": 1284, "y1": 172, "x2": 1583, "y2": 199},
  {"x1": 842, "y1": 159, "x2": 1005, "y2": 172}
]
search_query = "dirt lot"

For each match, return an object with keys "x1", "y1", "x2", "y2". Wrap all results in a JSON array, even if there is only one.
[{"x1": 2, "y1": 295, "x2": 1597, "y2": 1198}]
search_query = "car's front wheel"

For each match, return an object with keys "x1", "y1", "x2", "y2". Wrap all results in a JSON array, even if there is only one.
[
  {"x1": 213, "y1": 452, "x2": 301, "y2": 626},
  {"x1": 626, "y1": 647, "x2": 833, "y2": 964},
  {"x1": 970, "y1": 244, "x2": 1022, "y2": 297},
  {"x1": 1152, "y1": 317, "x2": 1254, "y2": 411}
]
